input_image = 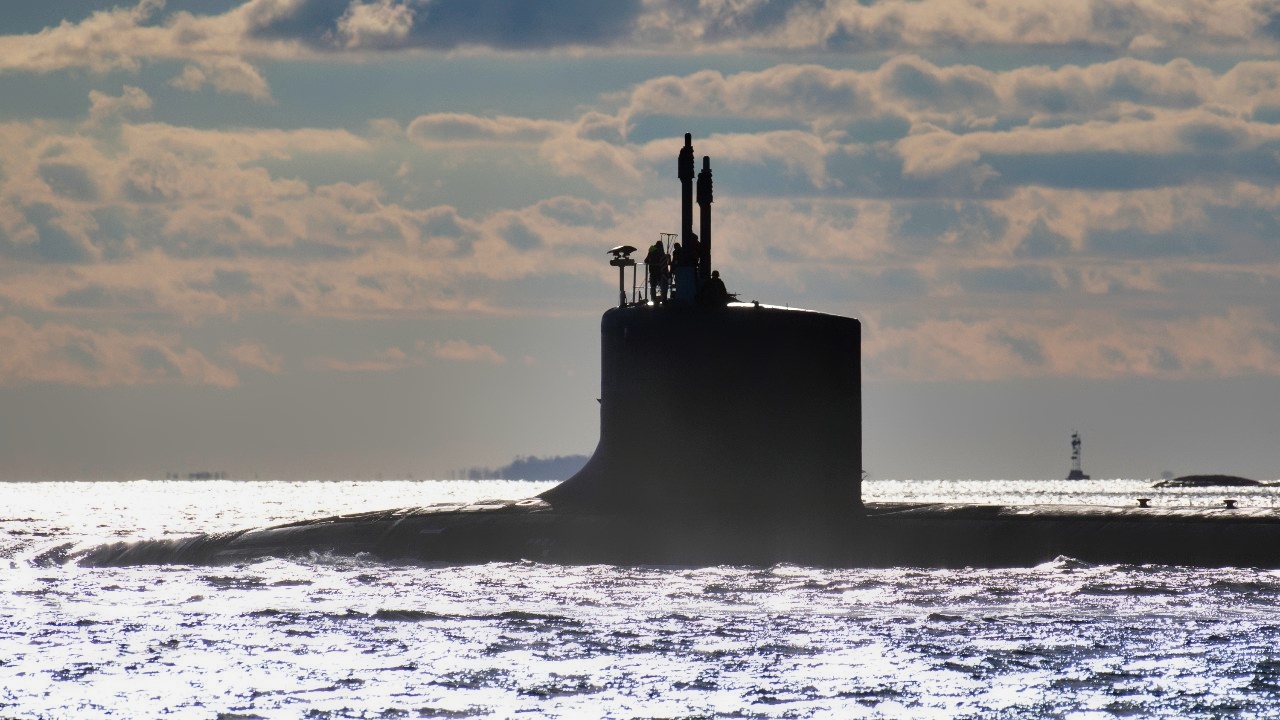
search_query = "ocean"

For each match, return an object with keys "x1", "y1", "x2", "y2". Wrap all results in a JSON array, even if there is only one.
[{"x1": 4, "y1": 478, "x2": 1280, "y2": 719}]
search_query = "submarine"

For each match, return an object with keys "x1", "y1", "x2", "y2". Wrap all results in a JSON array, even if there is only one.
[{"x1": 78, "y1": 134, "x2": 1280, "y2": 570}]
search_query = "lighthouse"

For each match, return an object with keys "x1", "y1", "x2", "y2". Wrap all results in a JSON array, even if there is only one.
[{"x1": 1066, "y1": 431, "x2": 1090, "y2": 480}]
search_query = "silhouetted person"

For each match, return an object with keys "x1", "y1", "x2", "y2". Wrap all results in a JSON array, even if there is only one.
[
  {"x1": 672, "y1": 235, "x2": 701, "y2": 303},
  {"x1": 644, "y1": 240, "x2": 668, "y2": 303},
  {"x1": 699, "y1": 269, "x2": 730, "y2": 306},
  {"x1": 661, "y1": 244, "x2": 672, "y2": 299},
  {"x1": 684, "y1": 233, "x2": 701, "y2": 270}
]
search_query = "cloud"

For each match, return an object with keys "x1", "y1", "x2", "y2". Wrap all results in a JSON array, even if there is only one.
[
  {"x1": 3, "y1": 0, "x2": 1274, "y2": 93},
  {"x1": 311, "y1": 344, "x2": 426, "y2": 371},
  {"x1": 622, "y1": 66, "x2": 876, "y2": 125},
  {"x1": 226, "y1": 340, "x2": 285, "y2": 373},
  {"x1": 536, "y1": 196, "x2": 617, "y2": 228},
  {"x1": 169, "y1": 57, "x2": 273, "y2": 102},
  {"x1": 337, "y1": 0, "x2": 415, "y2": 49},
  {"x1": 37, "y1": 162, "x2": 99, "y2": 202},
  {"x1": 279, "y1": 0, "x2": 645, "y2": 51},
  {"x1": 816, "y1": 0, "x2": 1277, "y2": 54},
  {"x1": 0, "y1": 1, "x2": 167, "y2": 74},
  {"x1": 87, "y1": 85, "x2": 153, "y2": 126},
  {"x1": 431, "y1": 339, "x2": 506, "y2": 364},
  {"x1": 0, "y1": 1, "x2": 283, "y2": 99},
  {"x1": 538, "y1": 135, "x2": 645, "y2": 194},
  {"x1": 895, "y1": 109, "x2": 1280, "y2": 194},
  {"x1": 863, "y1": 307, "x2": 1280, "y2": 381},
  {"x1": 618, "y1": 57, "x2": 1244, "y2": 134},
  {"x1": 878, "y1": 56, "x2": 999, "y2": 116},
  {"x1": 250, "y1": 0, "x2": 584, "y2": 51},
  {"x1": 607, "y1": 59, "x2": 1278, "y2": 198},
  {"x1": 0, "y1": 315, "x2": 237, "y2": 387},
  {"x1": 625, "y1": 0, "x2": 1280, "y2": 55},
  {"x1": 7, "y1": 201, "x2": 103, "y2": 264},
  {"x1": 498, "y1": 217, "x2": 542, "y2": 250},
  {"x1": 406, "y1": 114, "x2": 561, "y2": 147},
  {"x1": 6, "y1": 46, "x2": 1280, "y2": 389},
  {"x1": 404, "y1": 113, "x2": 646, "y2": 193}
]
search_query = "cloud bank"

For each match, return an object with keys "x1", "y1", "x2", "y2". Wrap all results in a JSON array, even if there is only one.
[
  {"x1": 3, "y1": 2, "x2": 1280, "y2": 390},
  {"x1": 3, "y1": 0, "x2": 1278, "y2": 101}
]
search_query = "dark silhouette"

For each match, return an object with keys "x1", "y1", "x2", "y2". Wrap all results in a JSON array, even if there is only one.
[
  {"x1": 697, "y1": 155, "x2": 713, "y2": 283},
  {"x1": 607, "y1": 244, "x2": 637, "y2": 307},
  {"x1": 1153, "y1": 474, "x2": 1260, "y2": 488},
  {"x1": 684, "y1": 233, "x2": 700, "y2": 267},
  {"x1": 1066, "y1": 430, "x2": 1090, "y2": 480},
  {"x1": 698, "y1": 269, "x2": 730, "y2": 306},
  {"x1": 671, "y1": 233, "x2": 700, "y2": 302},
  {"x1": 644, "y1": 240, "x2": 668, "y2": 303},
  {"x1": 678, "y1": 132, "x2": 695, "y2": 263}
]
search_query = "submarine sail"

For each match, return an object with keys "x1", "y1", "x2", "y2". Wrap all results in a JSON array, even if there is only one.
[{"x1": 543, "y1": 133, "x2": 861, "y2": 519}]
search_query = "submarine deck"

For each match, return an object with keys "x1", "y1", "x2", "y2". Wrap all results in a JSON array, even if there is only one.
[{"x1": 74, "y1": 499, "x2": 1280, "y2": 569}]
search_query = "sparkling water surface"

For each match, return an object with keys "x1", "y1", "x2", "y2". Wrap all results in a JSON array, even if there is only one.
[{"x1": 4, "y1": 478, "x2": 1280, "y2": 718}]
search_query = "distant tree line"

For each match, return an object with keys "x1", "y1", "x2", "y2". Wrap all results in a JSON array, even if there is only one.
[
  {"x1": 165, "y1": 471, "x2": 228, "y2": 480},
  {"x1": 451, "y1": 454, "x2": 588, "y2": 481}
]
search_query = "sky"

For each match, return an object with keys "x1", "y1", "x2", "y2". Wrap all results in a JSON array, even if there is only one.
[{"x1": 1, "y1": 0, "x2": 1279, "y2": 481}]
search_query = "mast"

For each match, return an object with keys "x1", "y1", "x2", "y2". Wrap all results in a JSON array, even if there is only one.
[
  {"x1": 678, "y1": 133, "x2": 695, "y2": 260},
  {"x1": 697, "y1": 155, "x2": 713, "y2": 282}
]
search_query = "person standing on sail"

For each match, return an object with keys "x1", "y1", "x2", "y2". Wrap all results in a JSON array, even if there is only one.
[{"x1": 644, "y1": 240, "x2": 668, "y2": 304}]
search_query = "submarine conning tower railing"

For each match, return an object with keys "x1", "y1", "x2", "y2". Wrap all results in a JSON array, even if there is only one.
[{"x1": 541, "y1": 133, "x2": 864, "y2": 519}]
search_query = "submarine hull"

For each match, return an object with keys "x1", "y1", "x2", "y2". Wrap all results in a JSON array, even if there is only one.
[
  {"x1": 72, "y1": 303, "x2": 1280, "y2": 571},
  {"x1": 76, "y1": 500, "x2": 1280, "y2": 569}
]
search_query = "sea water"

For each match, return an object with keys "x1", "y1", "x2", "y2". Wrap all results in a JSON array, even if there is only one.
[{"x1": 4, "y1": 478, "x2": 1280, "y2": 719}]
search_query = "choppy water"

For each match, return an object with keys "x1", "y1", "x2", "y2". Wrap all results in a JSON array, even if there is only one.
[{"x1": 5, "y1": 478, "x2": 1280, "y2": 718}]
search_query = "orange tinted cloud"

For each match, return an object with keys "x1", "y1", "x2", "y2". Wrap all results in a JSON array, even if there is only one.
[{"x1": 0, "y1": 315, "x2": 237, "y2": 387}]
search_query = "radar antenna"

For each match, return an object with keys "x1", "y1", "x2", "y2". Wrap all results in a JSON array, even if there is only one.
[{"x1": 607, "y1": 245, "x2": 637, "y2": 308}]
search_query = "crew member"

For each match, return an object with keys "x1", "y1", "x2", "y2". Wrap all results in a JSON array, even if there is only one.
[
  {"x1": 684, "y1": 233, "x2": 701, "y2": 272},
  {"x1": 699, "y1": 269, "x2": 730, "y2": 306},
  {"x1": 644, "y1": 240, "x2": 668, "y2": 303}
]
